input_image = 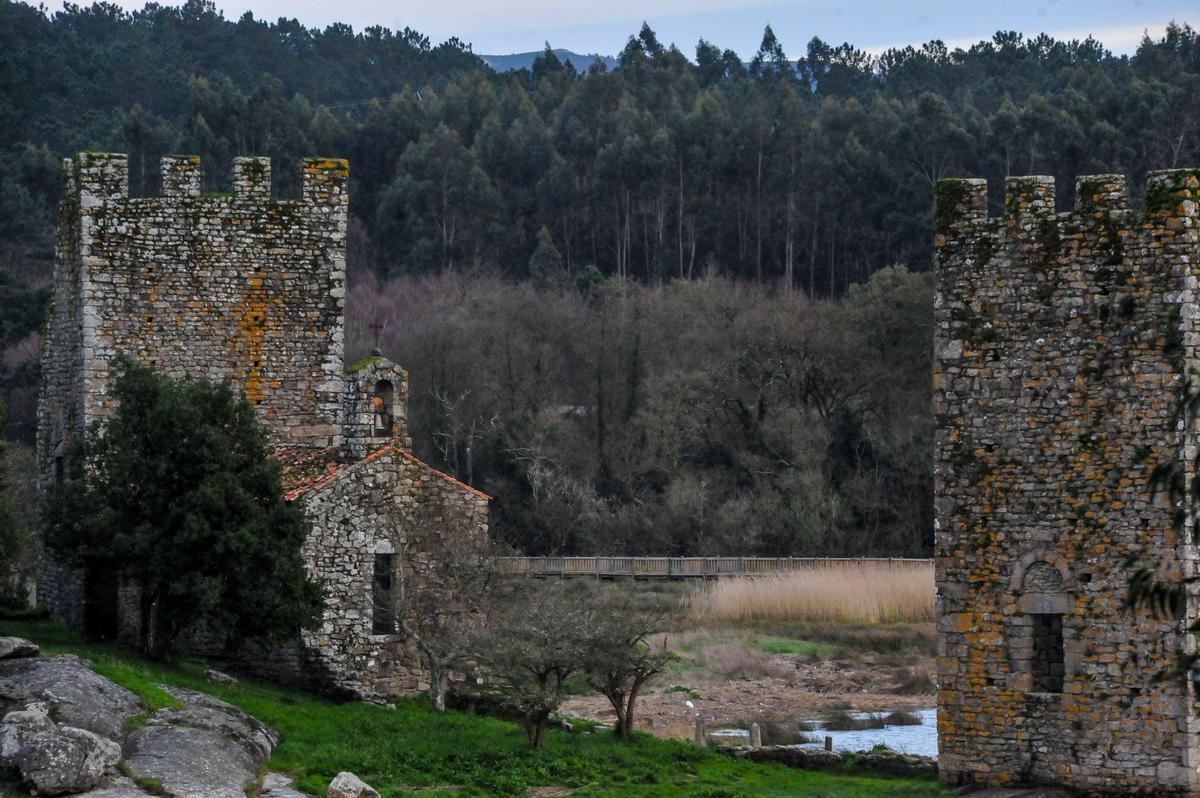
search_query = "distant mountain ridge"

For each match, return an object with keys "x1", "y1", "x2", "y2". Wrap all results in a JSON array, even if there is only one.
[{"x1": 481, "y1": 49, "x2": 618, "y2": 73}]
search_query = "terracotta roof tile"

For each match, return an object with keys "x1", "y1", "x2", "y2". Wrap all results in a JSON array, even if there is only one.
[
  {"x1": 396, "y1": 448, "x2": 491, "y2": 501},
  {"x1": 276, "y1": 444, "x2": 491, "y2": 502},
  {"x1": 276, "y1": 445, "x2": 344, "y2": 501}
]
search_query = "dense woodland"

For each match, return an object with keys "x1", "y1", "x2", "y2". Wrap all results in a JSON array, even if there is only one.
[{"x1": 1, "y1": 0, "x2": 1199, "y2": 554}]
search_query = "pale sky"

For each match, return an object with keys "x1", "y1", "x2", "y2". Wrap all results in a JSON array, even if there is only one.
[{"x1": 41, "y1": 0, "x2": 1196, "y2": 57}]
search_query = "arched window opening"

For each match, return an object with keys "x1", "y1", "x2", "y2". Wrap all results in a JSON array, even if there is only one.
[
  {"x1": 1011, "y1": 557, "x2": 1070, "y2": 695},
  {"x1": 373, "y1": 380, "x2": 394, "y2": 437}
]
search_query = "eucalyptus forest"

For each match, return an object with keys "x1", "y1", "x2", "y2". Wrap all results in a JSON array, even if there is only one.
[{"x1": 2, "y1": 0, "x2": 1198, "y2": 555}]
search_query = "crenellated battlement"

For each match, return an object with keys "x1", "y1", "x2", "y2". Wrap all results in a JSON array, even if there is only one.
[
  {"x1": 68, "y1": 151, "x2": 352, "y2": 206},
  {"x1": 935, "y1": 171, "x2": 1200, "y2": 310},
  {"x1": 67, "y1": 151, "x2": 349, "y2": 206},
  {"x1": 937, "y1": 170, "x2": 1199, "y2": 235}
]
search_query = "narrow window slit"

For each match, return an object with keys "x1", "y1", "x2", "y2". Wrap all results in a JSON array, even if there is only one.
[{"x1": 372, "y1": 553, "x2": 394, "y2": 634}]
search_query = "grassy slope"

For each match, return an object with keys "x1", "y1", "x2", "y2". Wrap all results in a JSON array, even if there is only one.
[{"x1": 0, "y1": 619, "x2": 950, "y2": 798}]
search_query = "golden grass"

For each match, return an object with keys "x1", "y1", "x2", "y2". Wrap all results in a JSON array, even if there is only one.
[{"x1": 687, "y1": 562, "x2": 934, "y2": 624}]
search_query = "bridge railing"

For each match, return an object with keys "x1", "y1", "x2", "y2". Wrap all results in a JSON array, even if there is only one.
[{"x1": 497, "y1": 556, "x2": 931, "y2": 579}]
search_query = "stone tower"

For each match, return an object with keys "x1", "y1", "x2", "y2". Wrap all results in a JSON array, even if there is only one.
[
  {"x1": 35, "y1": 152, "x2": 420, "y2": 636},
  {"x1": 934, "y1": 169, "x2": 1200, "y2": 793}
]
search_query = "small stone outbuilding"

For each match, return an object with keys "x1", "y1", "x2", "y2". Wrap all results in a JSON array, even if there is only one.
[
  {"x1": 35, "y1": 152, "x2": 489, "y2": 698},
  {"x1": 934, "y1": 169, "x2": 1200, "y2": 793}
]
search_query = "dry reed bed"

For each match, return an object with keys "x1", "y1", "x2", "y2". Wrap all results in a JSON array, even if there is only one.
[{"x1": 688, "y1": 562, "x2": 934, "y2": 624}]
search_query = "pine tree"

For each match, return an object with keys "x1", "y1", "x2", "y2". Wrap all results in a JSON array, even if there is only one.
[{"x1": 528, "y1": 226, "x2": 566, "y2": 289}]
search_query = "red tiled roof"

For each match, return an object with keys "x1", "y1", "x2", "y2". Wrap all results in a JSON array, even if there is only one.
[
  {"x1": 396, "y1": 448, "x2": 491, "y2": 500},
  {"x1": 276, "y1": 445, "x2": 344, "y2": 501},
  {"x1": 276, "y1": 444, "x2": 491, "y2": 502}
]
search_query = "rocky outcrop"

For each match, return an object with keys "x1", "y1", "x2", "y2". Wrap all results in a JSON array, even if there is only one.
[
  {"x1": 0, "y1": 638, "x2": 280, "y2": 798},
  {"x1": 73, "y1": 775, "x2": 156, "y2": 798},
  {"x1": 0, "y1": 703, "x2": 121, "y2": 795},
  {"x1": 0, "y1": 636, "x2": 40, "y2": 660},
  {"x1": 0, "y1": 654, "x2": 143, "y2": 739},
  {"x1": 122, "y1": 687, "x2": 279, "y2": 798}
]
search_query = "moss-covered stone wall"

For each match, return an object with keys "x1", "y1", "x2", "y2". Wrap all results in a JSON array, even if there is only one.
[
  {"x1": 934, "y1": 170, "x2": 1200, "y2": 792},
  {"x1": 38, "y1": 151, "x2": 349, "y2": 475}
]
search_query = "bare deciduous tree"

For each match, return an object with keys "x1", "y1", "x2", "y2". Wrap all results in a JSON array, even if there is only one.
[
  {"x1": 394, "y1": 520, "x2": 511, "y2": 712},
  {"x1": 584, "y1": 590, "x2": 674, "y2": 738},
  {"x1": 469, "y1": 580, "x2": 596, "y2": 748}
]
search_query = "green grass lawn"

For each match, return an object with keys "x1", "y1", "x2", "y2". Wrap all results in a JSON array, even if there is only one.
[{"x1": 0, "y1": 618, "x2": 950, "y2": 798}]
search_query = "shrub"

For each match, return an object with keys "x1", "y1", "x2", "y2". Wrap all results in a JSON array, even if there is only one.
[
  {"x1": 822, "y1": 711, "x2": 887, "y2": 731},
  {"x1": 883, "y1": 711, "x2": 923, "y2": 726},
  {"x1": 43, "y1": 360, "x2": 322, "y2": 658}
]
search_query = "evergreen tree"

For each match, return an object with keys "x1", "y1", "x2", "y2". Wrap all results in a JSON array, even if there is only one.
[
  {"x1": 528, "y1": 225, "x2": 566, "y2": 287},
  {"x1": 750, "y1": 25, "x2": 791, "y2": 80},
  {"x1": 44, "y1": 360, "x2": 323, "y2": 658}
]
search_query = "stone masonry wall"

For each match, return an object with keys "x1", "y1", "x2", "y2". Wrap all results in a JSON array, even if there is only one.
[
  {"x1": 36, "y1": 150, "x2": 494, "y2": 700},
  {"x1": 274, "y1": 446, "x2": 490, "y2": 699},
  {"x1": 37, "y1": 151, "x2": 349, "y2": 489},
  {"x1": 33, "y1": 163, "x2": 87, "y2": 627},
  {"x1": 934, "y1": 170, "x2": 1200, "y2": 793},
  {"x1": 36, "y1": 151, "x2": 349, "y2": 626}
]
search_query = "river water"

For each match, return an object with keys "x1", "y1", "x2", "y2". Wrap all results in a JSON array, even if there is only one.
[
  {"x1": 708, "y1": 707, "x2": 937, "y2": 757},
  {"x1": 800, "y1": 708, "x2": 937, "y2": 757}
]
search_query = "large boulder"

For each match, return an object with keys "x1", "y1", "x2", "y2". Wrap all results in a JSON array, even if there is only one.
[
  {"x1": 0, "y1": 655, "x2": 143, "y2": 740},
  {"x1": 0, "y1": 703, "x2": 121, "y2": 795},
  {"x1": 18, "y1": 725, "x2": 121, "y2": 795},
  {"x1": 122, "y1": 687, "x2": 279, "y2": 798},
  {"x1": 0, "y1": 637, "x2": 39, "y2": 660}
]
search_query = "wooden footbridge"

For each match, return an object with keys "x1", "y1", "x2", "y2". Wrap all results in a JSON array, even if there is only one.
[{"x1": 499, "y1": 556, "x2": 931, "y2": 580}]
